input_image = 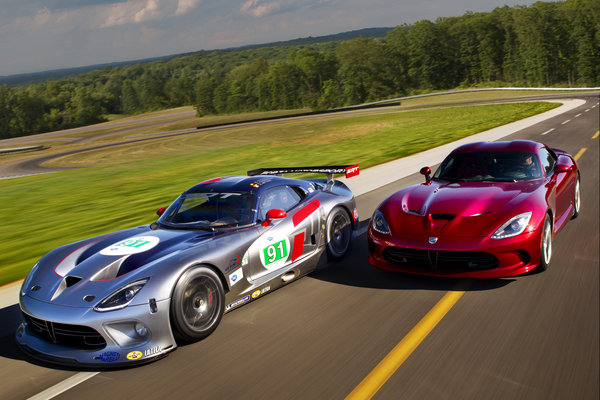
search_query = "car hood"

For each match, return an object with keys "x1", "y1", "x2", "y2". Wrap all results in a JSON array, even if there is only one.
[
  {"x1": 23, "y1": 226, "x2": 222, "y2": 307},
  {"x1": 380, "y1": 180, "x2": 543, "y2": 238}
]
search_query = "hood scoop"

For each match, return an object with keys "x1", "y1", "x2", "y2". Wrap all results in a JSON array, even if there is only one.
[
  {"x1": 431, "y1": 213, "x2": 456, "y2": 221},
  {"x1": 90, "y1": 256, "x2": 129, "y2": 281},
  {"x1": 50, "y1": 275, "x2": 82, "y2": 301}
]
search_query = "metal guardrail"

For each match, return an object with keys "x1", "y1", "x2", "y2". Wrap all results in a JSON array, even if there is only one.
[{"x1": 0, "y1": 145, "x2": 46, "y2": 154}]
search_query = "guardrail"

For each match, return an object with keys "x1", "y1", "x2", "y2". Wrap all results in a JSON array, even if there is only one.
[{"x1": 0, "y1": 145, "x2": 46, "y2": 155}]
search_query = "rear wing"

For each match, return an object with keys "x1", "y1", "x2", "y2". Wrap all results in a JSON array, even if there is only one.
[{"x1": 247, "y1": 165, "x2": 359, "y2": 187}]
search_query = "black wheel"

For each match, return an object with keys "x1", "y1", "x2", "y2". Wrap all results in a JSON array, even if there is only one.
[
  {"x1": 170, "y1": 266, "x2": 224, "y2": 343},
  {"x1": 326, "y1": 207, "x2": 352, "y2": 261},
  {"x1": 571, "y1": 175, "x2": 581, "y2": 219},
  {"x1": 538, "y1": 214, "x2": 552, "y2": 272}
]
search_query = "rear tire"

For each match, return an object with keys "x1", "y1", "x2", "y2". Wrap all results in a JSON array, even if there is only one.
[
  {"x1": 571, "y1": 175, "x2": 580, "y2": 219},
  {"x1": 538, "y1": 215, "x2": 552, "y2": 272},
  {"x1": 326, "y1": 207, "x2": 352, "y2": 261},
  {"x1": 170, "y1": 266, "x2": 224, "y2": 343}
]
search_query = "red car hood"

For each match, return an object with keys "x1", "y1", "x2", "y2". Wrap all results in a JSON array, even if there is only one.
[{"x1": 381, "y1": 180, "x2": 542, "y2": 238}]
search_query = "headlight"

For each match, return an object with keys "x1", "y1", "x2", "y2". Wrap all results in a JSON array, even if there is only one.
[
  {"x1": 491, "y1": 212, "x2": 532, "y2": 239},
  {"x1": 94, "y1": 278, "x2": 149, "y2": 312},
  {"x1": 21, "y1": 262, "x2": 39, "y2": 296},
  {"x1": 371, "y1": 210, "x2": 391, "y2": 235}
]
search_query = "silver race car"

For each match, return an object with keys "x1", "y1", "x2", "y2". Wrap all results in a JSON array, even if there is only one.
[{"x1": 17, "y1": 166, "x2": 360, "y2": 366}]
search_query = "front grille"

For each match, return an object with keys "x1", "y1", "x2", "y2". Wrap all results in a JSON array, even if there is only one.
[
  {"x1": 383, "y1": 247, "x2": 498, "y2": 270},
  {"x1": 24, "y1": 313, "x2": 106, "y2": 349}
]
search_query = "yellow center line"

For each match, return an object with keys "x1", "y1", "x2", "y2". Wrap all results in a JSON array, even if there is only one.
[
  {"x1": 574, "y1": 148, "x2": 586, "y2": 161},
  {"x1": 345, "y1": 279, "x2": 472, "y2": 400},
  {"x1": 592, "y1": 131, "x2": 599, "y2": 139}
]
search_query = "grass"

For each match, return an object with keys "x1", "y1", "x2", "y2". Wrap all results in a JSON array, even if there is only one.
[{"x1": 0, "y1": 100, "x2": 558, "y2": 285}]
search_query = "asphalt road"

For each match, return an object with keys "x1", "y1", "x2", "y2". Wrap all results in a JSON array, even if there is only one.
[{"x1": 0, "y1": 95, "x2": 598, "y2": 399}]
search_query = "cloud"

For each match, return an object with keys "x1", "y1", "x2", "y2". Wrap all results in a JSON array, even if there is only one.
[
  {"x1": 175, "y1": 0, "x2": 202, "y2": 16},
  {"x1": 240, "y1": 1, "x2": 282, "y2": 18}
]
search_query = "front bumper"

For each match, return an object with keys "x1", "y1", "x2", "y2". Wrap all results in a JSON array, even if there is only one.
[
  {"x1": 16, "y1": 294, "x2": 176, "y2": 367},
  {"x1": 367, "y1": 227, "x2": 543, "y2": 279}
]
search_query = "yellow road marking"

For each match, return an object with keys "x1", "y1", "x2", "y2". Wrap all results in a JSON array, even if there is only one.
[
  {"x1": 592, "y1": 131, "x2": 599, "y2": 139},
  {"x1": 574, "y1": 148, "x2": 586, "y2": 161},
  {"x1": 345, "y1": 279, "x2": 471, "y2": 400}
]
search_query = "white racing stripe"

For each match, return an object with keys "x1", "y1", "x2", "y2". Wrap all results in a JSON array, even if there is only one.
[{"x1": 27, "y1": 372, "x2": 99, "y2": 400}]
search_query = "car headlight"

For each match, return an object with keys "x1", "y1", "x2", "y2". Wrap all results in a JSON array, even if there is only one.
[
  {"x1": 491, "y1": 212, "x2": 532, "y2": 239},
  {"x1": 21, "y1": 262, "x2": 39, "y2": 296},
  {"x1": 94, "y1": 278, "x2": 149, "y2": 312},
  {"x1": 371, "y1": 210, "x2": 391, "y2": 235}
]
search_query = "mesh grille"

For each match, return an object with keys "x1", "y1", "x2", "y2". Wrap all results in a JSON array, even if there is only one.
[{"x1": 24, "y1": 313, "x2": 106, "y2": 349}]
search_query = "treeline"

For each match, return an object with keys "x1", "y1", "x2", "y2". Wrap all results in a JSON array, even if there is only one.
[{"x1": 1, "y1": 0, "x2": 598, "y2": 139}]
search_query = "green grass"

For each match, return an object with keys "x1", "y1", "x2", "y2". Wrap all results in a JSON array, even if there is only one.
[{"x1": 0, "y1": 101, "x2": 558, "y2": 285}]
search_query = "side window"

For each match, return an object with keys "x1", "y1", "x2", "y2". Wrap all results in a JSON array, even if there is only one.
[
  {"x1": 538, "y1": 148, "x2": 557, "y2": 176},
  {"x1": 258, "y1": 186, "x2": 302, "y2": 221}
]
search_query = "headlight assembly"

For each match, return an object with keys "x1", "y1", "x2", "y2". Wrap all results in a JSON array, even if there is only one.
[
  {"x1": 94, "y1": 278, "x2": 149, "y2": 312},
  {"x1": 491, "y1": 212, "x2": 532, "y2": 239},
  {"x1": 371, "y1": 210, "x2": 391, "y2": 235}
]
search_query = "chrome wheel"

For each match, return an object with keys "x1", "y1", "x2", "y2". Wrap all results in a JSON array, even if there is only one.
[
  {"x1": 538, "y1": 215, "x2": 552, "y2": 271},
  {"x1": 171, "y1": 266, "x2": 224, "y2": 342},
  {"x1": 326, "y1": 207, "x2": 352, "y2": 261},
  {"x1": 572, "y1": 176, "x2": 580, "y2": 219}
]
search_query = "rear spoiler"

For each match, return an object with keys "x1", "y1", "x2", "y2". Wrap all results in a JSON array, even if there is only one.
[{"x1": 247, "y1": 165, "x2": 359, "y2": 186}]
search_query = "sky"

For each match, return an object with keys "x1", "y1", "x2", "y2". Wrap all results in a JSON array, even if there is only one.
[{"x1": 0, "y1": 0, "x2": 538, "y2": 76}]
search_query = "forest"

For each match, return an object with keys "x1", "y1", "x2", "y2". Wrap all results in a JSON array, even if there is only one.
[{"x1": 0, "y1": 0, "x2": 598, "y2": 139}]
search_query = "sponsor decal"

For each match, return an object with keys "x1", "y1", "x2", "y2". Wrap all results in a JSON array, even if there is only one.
[
  {"x1": 98, "y1": 351, "x2": 120, "y2": 363},
  {"x1": 229, "y1": 268, "x2": 244, "y2": 287},
  {"x1": 292, "y1": 232, "x2": 305, "y2": 262},
  {"x1": 144, "y1": 346, "x2": 161, "y2": 357},
  {"x1": 126, "y1": 350, "x2": 143, "y2": 360},
  {"x1": 251, "y1": 286, "x2": 271, "y2": 299},
  {"x1": 260, "y1": 236, "x2": 290, "y2": 270},
  {"x1": 345, "y1": 165, "x2": 360, "y2": 178},
  {"x1": 241, "y1": 251, "x2": 249, "y2": 266},
  {"x1": 100, "y1": 236, "x2": 160, "y2": 256},
  {"x1": 225, "y1": 256, "x2": 241, "y2": 272},
  {"x1": 226, "y1": 296, "x2": 250, "y2": 311}
]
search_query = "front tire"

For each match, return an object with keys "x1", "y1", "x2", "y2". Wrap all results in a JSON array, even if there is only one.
[
  {"x1": 538, "y1": 214, "x2": 552, "y2": 272},
  {"x1": 170, "y1": 266, "x2": 224, "y2": 343},
  {"x1": 571, "y1": 175, "x2": 581, "y2": 219},
  {"x1": 326, "y1": 207, "x2": 352, "y2": 261}
]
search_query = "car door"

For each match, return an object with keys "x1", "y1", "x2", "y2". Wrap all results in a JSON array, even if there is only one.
[{"x1": 246, "y1": 185, "x2": 321, "y2": 282}]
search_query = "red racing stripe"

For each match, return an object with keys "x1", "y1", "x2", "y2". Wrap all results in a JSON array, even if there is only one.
[
  {"x1": 292, "y1": 232, "x2": 305, "y2": 262},
  {"x1": 292, "y1": 199, "x2": 320, "y2": 227}
]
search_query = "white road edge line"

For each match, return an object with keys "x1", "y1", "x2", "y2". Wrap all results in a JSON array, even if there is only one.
[
  {"x1": 27, "y1": 372, "x2": 99, "y2": 400},
  {"x1": 561, "y1": 119, "x2": 571, "y2": 125},
  {"x1": 541, "y1": 128, "x2": 554, "y2": 136},
  {"x1": 575, "y1": 113, "x2": 582, "y2": 118}
]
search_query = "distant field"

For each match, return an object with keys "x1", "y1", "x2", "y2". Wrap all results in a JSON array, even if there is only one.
[{"x1": 0, "y1": 98, "x2": 559, "y2": 285}]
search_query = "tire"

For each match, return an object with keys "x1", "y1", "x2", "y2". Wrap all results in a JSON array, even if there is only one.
[
  {"x1": 170, "y1": 266, "x2": 224, "y2": 343},
  {"x1": 538, "y1": 214, "x2": 552, "y2": 272},
  {"x1": 326, "y1": 207, "x2": 352, "y2": 261},
  {"x1": 571, "y1": 175, "x2": 581, "y2": 219}
]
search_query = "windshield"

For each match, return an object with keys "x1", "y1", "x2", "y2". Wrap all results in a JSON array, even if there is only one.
[
  {"x1": 434, "y1": 151, "x2": 543, "y2": 182},
  {"x1": 159, "y1": 192, "x2": 257, "y2": 229}
]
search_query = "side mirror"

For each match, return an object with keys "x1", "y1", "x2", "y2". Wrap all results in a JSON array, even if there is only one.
[
  {"x1": 420, "y1": 166, "x2": 432, "y2": 184},
  {"x1": 553, "y1": 164, "x2": 571, "y2": 174},
  {"x1": 262, "y1": 209, "x2": 287, "y2": 226},
  {"x1": 157, "y1": 206, "x2": 166, "y2": 217}
]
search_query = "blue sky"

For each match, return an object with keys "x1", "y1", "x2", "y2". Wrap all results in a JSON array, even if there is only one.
[{"x1": 0, "y1": 0, "x2": 537, "y2": 76}]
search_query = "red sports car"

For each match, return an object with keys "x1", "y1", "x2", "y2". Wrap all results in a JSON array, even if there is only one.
[{"x1": 367, "y1": 140, "x2": 580, "y2": 278}]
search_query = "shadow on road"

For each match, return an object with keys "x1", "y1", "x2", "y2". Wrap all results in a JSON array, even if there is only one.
[{"x1": 310, "y1": 220, "x2": 516, "y2": 292}]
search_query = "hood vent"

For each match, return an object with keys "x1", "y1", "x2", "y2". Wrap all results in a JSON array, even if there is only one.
[
  {"x1": 65, "y1": 276, "x2": 82, "y2": 287},
  {"x1": 51, "y1": 275, "x2": 82, "y2": 301},
  {"x1": 431, "y1": 214, "x2": 456, "y2": 221}
]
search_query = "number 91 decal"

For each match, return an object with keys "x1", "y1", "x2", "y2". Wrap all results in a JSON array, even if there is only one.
[{"x1": 259, "y1": 235, "x2": 290, "y2": 270}]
